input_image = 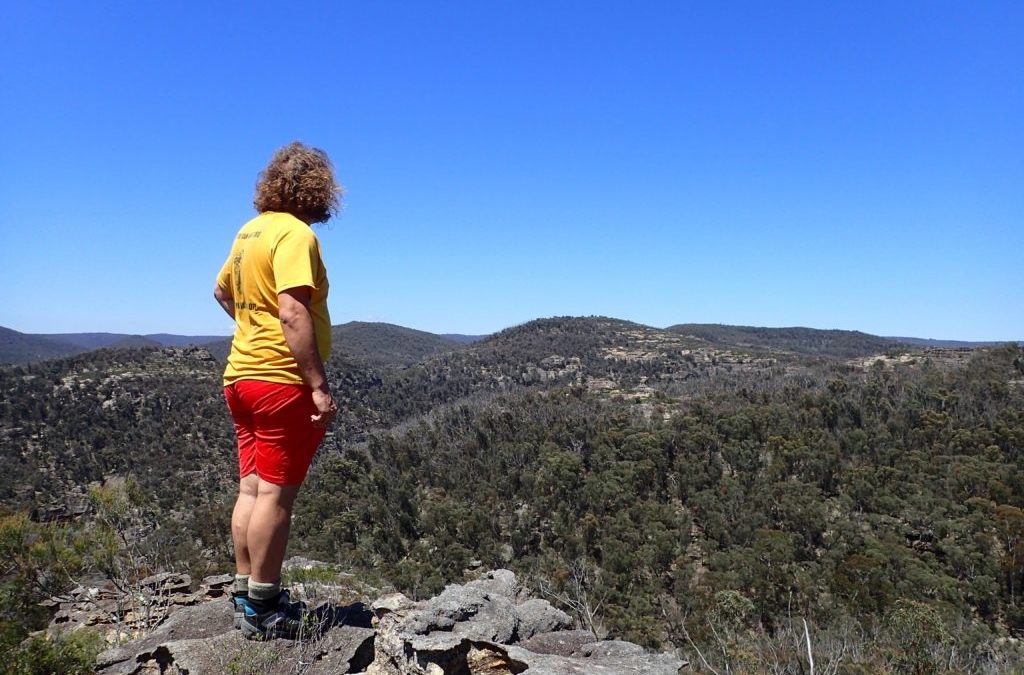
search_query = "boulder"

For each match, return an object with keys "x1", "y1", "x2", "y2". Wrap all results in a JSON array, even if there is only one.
[
  {"x1": 505, "y1": 644, "x2": 685, "y2": 675},
  {"x1": 519, "y1": 630, "x2": 597, "y2": 657},
  {"x1": 514, "y1": 599, "x2": 572, "y2": 640},
  {"x1": 367, "y1": 569, "x2": 684, "y2": 675}
]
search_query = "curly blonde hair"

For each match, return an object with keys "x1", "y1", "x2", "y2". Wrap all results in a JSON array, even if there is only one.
[{"x1": 253, "y1": 142, "x2": 343, "y2": 224}]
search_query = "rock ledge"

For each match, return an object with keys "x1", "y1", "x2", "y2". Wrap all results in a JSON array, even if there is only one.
[{"x1": 85, "y1": 566, "x2": 685, "y2": 674}]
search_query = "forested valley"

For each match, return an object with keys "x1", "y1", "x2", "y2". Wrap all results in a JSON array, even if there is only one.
[{"x1": 2, "y1": 317, "x2": 1023, "y2": 672}]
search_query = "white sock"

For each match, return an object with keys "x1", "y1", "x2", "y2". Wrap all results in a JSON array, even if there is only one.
[{"x1": 248, "y1": 579, "x2": 281, "y2": 604}]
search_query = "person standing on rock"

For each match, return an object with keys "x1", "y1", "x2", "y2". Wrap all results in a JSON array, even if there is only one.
[{"x1": 213, "y1": 141, "x2": 341, "y2": 639}]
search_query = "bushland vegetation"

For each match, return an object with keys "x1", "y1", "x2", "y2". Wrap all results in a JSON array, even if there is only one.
[{"x1": 1, "y1": 319, "x2": 1023, "y2": 672}]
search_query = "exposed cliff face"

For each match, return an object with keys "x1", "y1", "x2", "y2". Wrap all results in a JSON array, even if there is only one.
[{"x1": 87, "y1": 566, "x2": 686, "y2": 675}]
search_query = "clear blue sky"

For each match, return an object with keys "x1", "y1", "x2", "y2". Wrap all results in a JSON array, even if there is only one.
[{"x1": 1, "y1": 2, "x2": 1020, "y2": 341}]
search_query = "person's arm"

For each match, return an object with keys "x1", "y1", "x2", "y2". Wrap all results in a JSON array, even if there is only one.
[
  {"x1": 278, "y1": 287, "x2": 337, "y2": 426},
  {"x1": 214, "y1": 285, "x2": 235, "y2": 319}
]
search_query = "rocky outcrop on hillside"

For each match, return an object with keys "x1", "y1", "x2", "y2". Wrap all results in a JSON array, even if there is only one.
[
  {"x1": 49, "y1": 571, "x2": 218, "y2": 639},
  {"x1": 86, "y1": 566, "x2": 686, "y2": 674},
  {"x1": 854, "y1": 347, "x2": 977, "y2": 370}
]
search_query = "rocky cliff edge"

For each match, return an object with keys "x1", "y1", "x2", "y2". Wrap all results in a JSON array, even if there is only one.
[{"x1": 82, "y1": 564, "x2": 686, "y2": 674}]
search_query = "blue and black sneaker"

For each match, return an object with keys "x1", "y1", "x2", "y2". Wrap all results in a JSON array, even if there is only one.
[
  {"x1": 230, "y1": 591, "x2": 247, "y2": 629},
  {"x1": 239, "y1": 590, "x2": 306, "y2": 640}
]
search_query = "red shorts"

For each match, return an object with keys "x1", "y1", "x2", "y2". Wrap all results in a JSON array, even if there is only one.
[{"x1": 224, "y1": 380, "x2": 326, "y2": 485}]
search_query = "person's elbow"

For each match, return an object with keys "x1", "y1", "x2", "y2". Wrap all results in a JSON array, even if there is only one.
[
  {"x1": 214, "y1": 285, "x2": 231, "y2": 303},
  {"x1": 279, "y1": 305, "x2": 302, "y2": 329}
]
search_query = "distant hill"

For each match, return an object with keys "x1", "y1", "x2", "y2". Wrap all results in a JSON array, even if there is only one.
[
  {"x1": 203, "y1": 337, "x2": 233, "y2": 363},
  {"x1": 441, "y1": 333, "x2": 488, "y2": 344},
  {"x1": 889, "y1": 336, "x2": 1015, "y2": 349},
  {"x1": 0, "y1": 326, "x2": 81, "y2": 363},
  {"x1": 184, "y1": 323, "x2": 468, "y2": 368},
  {"x1": 666, "y1": 323, "x2": 904, "y2": 358},
  {"x1": 331, "y1": 321, "x2": 465, "y2": 370},
  {"x1": 333, "y1": 316, "x2": 798, "y2": 430},
  {"x1": 107, "y1": 335, "x2": 163, "y2": 349},
  {"x1": 0, "y1": 329, "x2": 230, "y2": 364},
  {"x1": 37, "y1": 332, "x2": 155, "y2": 350},
  {"x1": 38, "y1": 332, "x2": 226, "y2": 350},
  {"x1": 141, "y1": 333, "x2": 228, "y2": 347},
  {"x1": 5, "y1": 319, "x2": 1011, "y2": 367}
]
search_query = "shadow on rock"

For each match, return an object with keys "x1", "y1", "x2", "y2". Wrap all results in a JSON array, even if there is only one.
[{"x1": 304, "y1": 600, "x2": 374, "y2": 637}]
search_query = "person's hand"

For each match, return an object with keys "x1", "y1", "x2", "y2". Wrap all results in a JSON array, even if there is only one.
[{"x1": 311, "y1": 388, "x2": 338, "y2": 428}]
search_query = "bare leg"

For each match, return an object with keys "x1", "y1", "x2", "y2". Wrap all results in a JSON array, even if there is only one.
[
  {"x1": 231, "y1": 473, "x2": 261, "y2": 575},
  {"x1": 246, "y1": 478, "x2": 301, "y2": 584}
]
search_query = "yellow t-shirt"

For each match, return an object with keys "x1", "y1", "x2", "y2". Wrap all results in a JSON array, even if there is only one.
[{"x1": 216, "y1": 211, "x2": 331, "y2": 385}]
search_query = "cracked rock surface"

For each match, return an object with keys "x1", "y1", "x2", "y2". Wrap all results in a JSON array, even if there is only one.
[{"x1": 84, "y1": 566, "x2": 685, "y2": 674}]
